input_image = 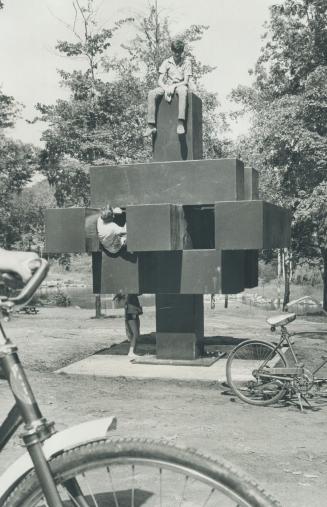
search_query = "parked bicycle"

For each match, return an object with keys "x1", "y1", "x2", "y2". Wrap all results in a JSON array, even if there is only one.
[
  {"x1": 0, "y1": 256, "x2": 281, "y2": 506},
  {"x1": 226, "y1": 312, "x2": 327, "y2": 411}
]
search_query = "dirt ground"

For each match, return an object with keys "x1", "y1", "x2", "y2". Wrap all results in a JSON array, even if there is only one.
[{"x1": 1, "y1": 300, "x2": 327, "y2": 506}]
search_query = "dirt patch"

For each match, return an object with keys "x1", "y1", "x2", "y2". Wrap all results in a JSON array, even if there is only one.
[{"x1": 0, "y1": 301, "x2": 326, "y2": 506}]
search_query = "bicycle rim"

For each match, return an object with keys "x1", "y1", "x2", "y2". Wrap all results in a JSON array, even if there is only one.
[
  {"x1": 226, "y1": 340, "x2": 287, "y2": 406},
  {"x1": 3, "y1": 438, "x2": 280, "y2": 507}
]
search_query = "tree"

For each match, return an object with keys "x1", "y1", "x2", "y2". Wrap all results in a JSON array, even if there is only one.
[
  {"x1": 0, "y1": 0, "x2": 38, "y2": 247},
  {"x1": 37, "y1": 0, "x2": 145, "y2": 206},
  {"x1": 38, "y1": 0, "x2": 229, "y2": 207},
  {"x1": 0, "y1": 89, "x2": 17, "y2": 129},
  {"x1": 0, "y1": 85, "x2": 38, "y2": 248},
  {"x1": 7, "y1": 181, "x2": 57, "y2": 251},
  {"x1": 229, "y1": 0, "x2": 327, "y2": 308},
  {"x1": 0, "y1": 138, "x2": 39, "y2": 247},
  {"x1": 294, "y1": 182, "x2": 327, "y2": 309}
]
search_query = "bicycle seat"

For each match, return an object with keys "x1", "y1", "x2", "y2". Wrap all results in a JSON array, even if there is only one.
[{"x1": 267, "y1": 313, "x2": 296, "y2": 327}]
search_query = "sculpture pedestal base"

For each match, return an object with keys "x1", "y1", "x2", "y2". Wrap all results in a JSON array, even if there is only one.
[
  {"x1": 153, "y1": 92, "x2": 203, "y2": 162},
  {"x1": 155, "y1": 294, "x2": 204, "y2": 360}
]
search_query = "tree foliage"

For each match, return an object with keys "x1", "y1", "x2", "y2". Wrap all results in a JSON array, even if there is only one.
[
  {"x1": 37, "y1": 0, "x2": 147, "y2": 206},
  {"x1": 0, "y1": 89, "x2": 17, "y2": 129},
  {"x1": 38, "y1": 1, "x2": 229, "y2": 206},
  {"x1": 6, "y1": 181, "x2": 57, "y2": 250},
  {"x1": 0, "y1": 0, "x2": 39, "y2": 248},
  {"x1": 0, "y1": 137, "x2": 39, "y2": 247},
  {"x1": 230, "y1": 0, "x2": 327, "y2": 307},
  {"x1": 0, "y1": 80, "x2": 38, "y2": 248}
]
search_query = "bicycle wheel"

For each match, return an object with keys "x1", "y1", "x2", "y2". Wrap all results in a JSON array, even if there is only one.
[
  {"x1": 226, "y1": 340, "x2": 288, "y2": 406},
  {"x1": 3, "y1": 438, "x2": 280, "y2": 506}
]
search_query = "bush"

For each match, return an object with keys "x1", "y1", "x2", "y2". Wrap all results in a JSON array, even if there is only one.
[{"x1": 258, "y1": 260, "x2": 277, "y2": 284}]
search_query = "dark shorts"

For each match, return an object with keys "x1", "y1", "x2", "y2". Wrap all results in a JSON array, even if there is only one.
[{"x1": 125, "y1": 294, "x2": 143, "y2": 318}]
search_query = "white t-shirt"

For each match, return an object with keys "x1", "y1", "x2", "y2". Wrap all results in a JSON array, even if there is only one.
[{"x1": 97, "y1": 217, "x2": 127, "y2": 254}]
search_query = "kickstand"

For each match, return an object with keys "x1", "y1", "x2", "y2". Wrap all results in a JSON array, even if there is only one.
[
  {"x1": 301, "y1": 394, "x2": 320, "y2": 411},
  {"x1": 301, "y1": 394, "x2": 312, "y2": 409},
  {"x1": 295, "y1": 392, "x2": 317, "y2": 411}
]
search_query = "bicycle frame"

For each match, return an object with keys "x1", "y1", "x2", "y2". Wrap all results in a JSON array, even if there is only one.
[
  {"x1": 0, "y1": 319, "x2": 65, "y2": 506},
  {"x1": 0, "y1": 318, "x2": 117, "y2": 506},
  {"x1": 257, "y1": 325, "x2": 327, "y2": 405},
  {"x1": 255, "y1": 325, "x2": 299, "y2": 374},
  {"x1": 312, "y1": 357, "x2": 327, "y2": 378}
]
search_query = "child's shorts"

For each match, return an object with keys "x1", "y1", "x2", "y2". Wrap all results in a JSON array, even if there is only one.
[{"x1": 125, "y1": 294, "x2": 143, "y2": 317}]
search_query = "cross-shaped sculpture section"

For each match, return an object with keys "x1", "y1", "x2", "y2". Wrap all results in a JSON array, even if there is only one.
[{"x1": 46, "y1": 91, "x2": 290, "y2": 360}]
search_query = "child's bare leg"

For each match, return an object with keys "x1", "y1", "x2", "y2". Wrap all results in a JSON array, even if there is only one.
[
  {"x1": 176, "y1": 85, "x2": 187, "y2": 134},
  {"x1": 126, "y1": 316, "x2": 140, "y2": 358}
]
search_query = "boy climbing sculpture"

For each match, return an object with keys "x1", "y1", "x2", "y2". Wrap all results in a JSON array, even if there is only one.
[
  {"x1": 145, "y1": 38, "x2": 192, "y2": 136},
  {"x1": 97, "y1": 205, "x2": 143, "y2": 359}
]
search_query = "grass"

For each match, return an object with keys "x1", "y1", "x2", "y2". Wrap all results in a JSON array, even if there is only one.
[{"x1": 247, "y1": 279, "x2": 323, "y2": 304}]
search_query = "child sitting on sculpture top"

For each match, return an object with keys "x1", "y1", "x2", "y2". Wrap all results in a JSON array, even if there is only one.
[
  {"x1": 97, "y1": 205, "x2": 127, "y2": 255},
  {"x1": 144, "y1": 38, "x2": 192, "y2": 137}
]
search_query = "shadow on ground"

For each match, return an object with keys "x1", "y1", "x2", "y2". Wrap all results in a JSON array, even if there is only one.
[{"x1": 95, "y1": 334, "x2": 244, "y2": 357}]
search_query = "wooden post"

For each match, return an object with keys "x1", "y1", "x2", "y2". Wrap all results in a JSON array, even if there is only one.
[{"x1": 95, "y1": 294, "x2": 102, "y2": 318}]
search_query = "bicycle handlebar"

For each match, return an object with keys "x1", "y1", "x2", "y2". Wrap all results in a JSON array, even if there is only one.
[{"x1": 8, "y1": 259, "x2": 49, "y2": 305}]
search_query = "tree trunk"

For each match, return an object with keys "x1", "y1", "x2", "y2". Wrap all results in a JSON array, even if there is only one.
[
  {"x1": 276, "y1": 249, "x2": 282, "y2": 309},
  {"x1": 282, "y1": 248, "x2": 291, "y2": 311},
  {"x1": 323, "y1": 249, "x2": 327, "y2": 312}
]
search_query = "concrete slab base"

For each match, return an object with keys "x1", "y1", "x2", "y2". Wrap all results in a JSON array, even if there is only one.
[
  {"x1": 57, "y1": 354, "x2": 229, "y2": 382},
  {"x1": 56, "y1": 342, "x2": 290, "y2": 384},
  {"x1": 56, "y1": 352, "x2": 268, "y2": 383}
]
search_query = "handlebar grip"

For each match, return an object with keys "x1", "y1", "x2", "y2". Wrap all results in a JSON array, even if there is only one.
[{"x1": 8, "y1": 259, "x2": 49, "y2": 305}]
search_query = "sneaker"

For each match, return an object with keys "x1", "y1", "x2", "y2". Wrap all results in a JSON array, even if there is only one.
[
  {"x1": 143, "y1": 126, "x2": 157, "y2": 137},
  {"x1": 177, "y1": 123, "x2": 185, "y2": 135},
  {"x1": 128, "y1": 350, "x2": 140, "y2": 360}
]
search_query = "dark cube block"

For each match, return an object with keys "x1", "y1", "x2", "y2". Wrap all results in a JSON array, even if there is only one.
[
  {"x1": 244, "y1": 250, "x2": 259, "y2": 288},
  {"x1": 153, "y1": 92, "x2": 203, "y2": 162},
  {"x1": 127, "y1": 204, "x2": 191, "y2": 252},
  {"x1": 139, "y1": 250, "x2": 222, "y2": 294},
  {"x1": 99, "y1": 250, "x2": 140, "y2": 294},
  {"x1": 45, "y1": 208, "x2": 100, "y2": 253},
  {"x1": 221, "y1": 251, "x2": 245, "y2": 294},
  {"x1": 90, "y1": 159, "x2": 245, "y2": 208},
  {"x1": 97, "y1": 249, "x2": 247, "y2": 295},
  {"x1": 156, "y1": 294, "x2": 204, "y2": 359},
  {"x1": 215, "y1": 200, "x2": 291, "y2": 250}
]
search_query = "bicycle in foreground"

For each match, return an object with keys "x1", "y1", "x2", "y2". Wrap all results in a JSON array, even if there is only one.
[
  {"x1": 226, "y1": 312, "x2": 327, "y2": 411},
  {"x1": 0, "y1": 257, "x2": 280, "y2": 506}
]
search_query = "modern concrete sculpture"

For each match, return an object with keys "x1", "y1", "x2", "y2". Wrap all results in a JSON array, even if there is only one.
[{"x1": 45, "y1": 91, "x2": 290, "y2": 361}]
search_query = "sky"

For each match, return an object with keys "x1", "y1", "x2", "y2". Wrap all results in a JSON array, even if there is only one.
[{"x1": 0, "y1": 0, "x2": 281, "y2": 145}]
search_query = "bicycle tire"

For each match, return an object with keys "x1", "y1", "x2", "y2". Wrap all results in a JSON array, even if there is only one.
[
  {"x1": 3, "y1": 437, "x2": 280, "y2": 506},
  {"x1": 226, "y1": 340, "x2": 288, "y2": 406}
]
